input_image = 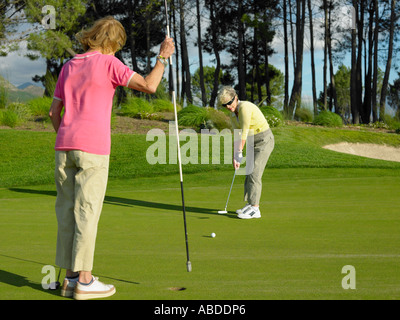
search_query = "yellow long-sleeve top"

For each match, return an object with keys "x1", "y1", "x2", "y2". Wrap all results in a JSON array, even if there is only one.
[{"x1": 230, "y1": 101, "x2": 270, "y2": 141}]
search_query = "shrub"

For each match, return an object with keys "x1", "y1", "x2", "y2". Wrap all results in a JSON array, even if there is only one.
[
  {"x1": 151, "y1": 99, "x2": 174, "y2": 112},
  {"x1": 8, "y1": 102, "x2": 31, "y2": 119},
  {"x1": 368, "y1": 121, "x2": 389, "y2": 130},
  {"x1": 178, "y1": 104, "x2": 208, "y2": 127},
  {"x1": 205, "y1": 108, "x2": 231, "y2": 131},
  {"x1": 0, "y1": 86, "x2": 8, "y2": 108},
  {"x1": 313, "y1": 110, "x2": 343, "y2": 127},
  {"x1": 177, "y1": 105, "x2": 231, "y2": 131},
  {"x1": 294, "y1": 107, "x2": 313, "y2": 123},
  {"x1": 259, "y1": 105, "x2": 284, "y2": 127},
  {"x1": 118, "y1": 97, "x2": 154, "y2": 117},
  {"x1": 1, "y1": 109, "x2": 19, "y2": 127},
  {"x1": 384, "y1": 114, "x2": 400, "y2": 131},
  {"x1": 27, "y1": 96, "x2": 52, "y2": 120}
]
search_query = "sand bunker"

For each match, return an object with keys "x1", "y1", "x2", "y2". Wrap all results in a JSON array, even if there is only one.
[{"x1": 323, "y1": 142, "x2": 400, "y2": 163}]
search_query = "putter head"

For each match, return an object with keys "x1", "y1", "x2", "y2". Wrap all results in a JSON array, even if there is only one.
[
  {"x1": 48, "y1": 281, "x2": 60, "y2": 290},
  {"x1": 186, "y1": 261, "x2": 192, "y2": 272},
  {"x1": 217, "y1": 210, "x2": 227, "y2": 214}
]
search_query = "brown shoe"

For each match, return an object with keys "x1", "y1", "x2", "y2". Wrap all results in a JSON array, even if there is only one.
[{"x1": 60, "y1": 278, "x2": 78, "y2": 298}]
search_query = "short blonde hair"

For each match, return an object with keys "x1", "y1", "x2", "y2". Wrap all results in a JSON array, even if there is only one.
[
  {"x1": 217, "y1": 86, "x2": 237, "y2": 107},
  {"x1": 76, "y1": 16, "x2": 127, "y2": 53}
]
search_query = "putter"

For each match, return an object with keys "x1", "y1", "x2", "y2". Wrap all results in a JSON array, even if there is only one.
[
  {"x1": 218, "y1": 169, "x2": 237, "y2": 214},
  {"x1": 164, "y1": 0, "x2": 191, "y2": 273},
  {"x1": 48, "y1": 267, "x2": 61, "y2": 290}
]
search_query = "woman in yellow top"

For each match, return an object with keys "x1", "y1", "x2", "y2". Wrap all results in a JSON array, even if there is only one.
[{"x1": 218, "y1": 86, "x2": 275, "y2": 219}]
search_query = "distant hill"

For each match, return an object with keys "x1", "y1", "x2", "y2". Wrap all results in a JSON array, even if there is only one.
[
  {"x1": 0, "y1": 75, "x2": 45, "y2": 104},
  {"x1": 17, "y1": 82, "x2": 36, "y2": 90}
]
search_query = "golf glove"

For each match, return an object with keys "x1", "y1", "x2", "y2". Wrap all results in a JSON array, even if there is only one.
[{"x1": 234, "y1": 151, "x2": 243, "y2": 163}]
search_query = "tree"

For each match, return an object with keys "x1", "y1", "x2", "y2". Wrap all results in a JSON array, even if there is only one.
[
  {"x1": 380, "y1": 0, "x2": 397, "y2": 121},
  {"x1": 388, "y1": 72, "x2": 400, "y2": 118},
  {"x1": 192, "y1": 66, "x2": 233, "y2": 104},
  {"x1": 334, "y1": 64, "x2": 351, "y2": 122},
  {"x1": 256, "y1": 0, "x2": 279, "y2": 105},
  {"x1": 118, "y1": 0, "x2": 165, "y2": 75},
  {"x1": 178, "y1": 0, "x2": 193, "y2": 104},
  {"x1": 350, "y1": 0, "x2": 360, "y2": 124},
  {"x1": 246, "y1": 63, "x2": 284, "y2": 106},
  {"x1": 0, "y1": 0, "x2": 26, "y2": 56},
  {"x1": 282, "y1": 0, "x2": 289, "y2": 111},
  {"x1": 203, "y1": 0, "x2": 228, "y2": 108},
  {"x1": 327, "y1": 0, "x2": 337, "y2": 113},
  {"x1": 195, "y1": 0, "x2": 206, "y2": 106},
  {"x1": 307, "y1": 0, "x2": 317, "y2": 116},
  {"x1": 237, "y1": 0, "x2": 246, "y2": 100},
  {"x1": 22, "y1": 0, "x2": 86, "y2": 93},
  {"x1": 323, "y1": 0, "x2": 328, "y2": 110},
  {"x1": 287, "y1": 0, "x2": 306, "y2": 117},
  {"x1": 362, "y1": 0, "x2": 374, "y2": 123},
  {"x1": 24, "y1": 0, "x2": 86, "y2": 59},
  {"x1": 372, "y1": 0, "x2": 379, "y2": 122}
]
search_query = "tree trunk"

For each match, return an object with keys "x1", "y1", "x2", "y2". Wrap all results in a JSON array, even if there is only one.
[
  {"x1": 237, "y1": 0, "x2": 246, "y2": 100},
  {"x1": 251, "y1": 23, "x2": 257, "y2": 102},
  {"x1": 196, "y1": 0, "x2": 207, "y2": 107},
  {"x1": 379, "y1": 0, "x2": 396, "y2": 121},
  {"x1": 127, "y1": 0, "x2": 139, "y2": 72},
  {"x1": 323, "y1": 0, "x2": 328, "y2": 110},
  {"x1": 372, "y1": 0, "x2": 379, "y2": 122},
  {"x1": 253, "y1": 12, "x2": 262, "y2": 104},
  {"x1": 288, "y1": 0, "x2": 296, "y2": 71},
  {"x1": 363, "y1": 1, "x2": 374, "y2": 124},
  {"x1": 350, "y1": 0, "x2": 359, "y2": 124},
  {"x1": 328, "y1": 1, "x2": 337, "y2": 113},
  {"x1": 288, "y1": 0, "x2": 305, "y2": 117},
  {"x1": 172, "y1": 0, "x2": 180, "y2": 102},
  {"x1": 145, "y1": 12, "x2": 151, "y2": 74},
  {"x1": 208, "y1": 1, "x2": 221, "y2": 108},
  {"x1": 356, "y1": 0, "x2": 364, "y2": 123},
  {"x1": 265, "y1": 49, "x2": 271, "y2": 105},
  {"x1": 283, "y1": 0, "x2": 289, "y2": 112},
  {"x1": 307, "y1": 0, "x2": 317, "y2": 116},
  {"x1": 179, "y1": 0, "x2": 193, "y2": 104}
]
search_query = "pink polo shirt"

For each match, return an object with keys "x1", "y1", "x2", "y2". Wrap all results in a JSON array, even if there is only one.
[{"x1": 53, "y1": 51, "x2": 135, "y2": 155}]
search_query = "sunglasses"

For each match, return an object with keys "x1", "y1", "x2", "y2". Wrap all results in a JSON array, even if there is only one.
[{"x1": 222, "y1": 96, "x2": 235, "y2": 108}]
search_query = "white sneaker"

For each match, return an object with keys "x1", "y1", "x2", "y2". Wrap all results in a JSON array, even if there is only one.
[
  {"x1": 236, "y1": 204, "x2": 251, "y2": 215},
  {"x1": 237, "y1": 206, "x2": 261, "y2": 219},
  {"x1": 74, "y1": 276, "x2": 116, "y2": 300}
]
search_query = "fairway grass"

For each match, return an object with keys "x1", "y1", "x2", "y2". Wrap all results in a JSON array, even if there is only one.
[
  {"x1": 1, "y1": 168, "x2": 399, "y2": 300},
  {"x1": 1, "y1": 125, "x2": 400, "y2": 188}
]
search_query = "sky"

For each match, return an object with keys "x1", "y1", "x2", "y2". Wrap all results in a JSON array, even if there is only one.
[
  {"x1": 0, "y1": 4, "x2": 397, "y2": 113},
  {"x1": 0, "y1": 34, "x2": 344, "y2": 101},
  {"x1": 0, "y1": 41, "x2": 46, "y2": 87}
]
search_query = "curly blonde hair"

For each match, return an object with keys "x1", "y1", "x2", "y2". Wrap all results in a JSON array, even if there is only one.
[
  {"x1": 217, "y1": 86, "x2": 237, "y2": 107},
  {"x1": 76, "y1": 16, "x2": 127, "y2": 53}
]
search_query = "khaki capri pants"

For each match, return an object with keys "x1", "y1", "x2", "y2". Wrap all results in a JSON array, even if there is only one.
[
  {"x1": 244, "y1": 129, "x2": 274, "y2": 206},
  {"x1": 54, "y1": 150, "x2": 109, "y2": 272}
]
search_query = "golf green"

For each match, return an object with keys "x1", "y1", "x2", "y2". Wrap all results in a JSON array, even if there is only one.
[{"x1": 1, "y1": 167, "x2": 399, "y2": 300}]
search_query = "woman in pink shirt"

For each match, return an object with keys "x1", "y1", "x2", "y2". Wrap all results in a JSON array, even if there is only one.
[{"x1": 49, "y1": 16, "x2": 174, "y2": 300}]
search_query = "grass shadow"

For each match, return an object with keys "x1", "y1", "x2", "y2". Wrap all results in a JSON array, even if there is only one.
[
  {"x1": 8, "y1": 188, "x2": 234, "y2": 218},
  {"x1": 0, "y1": 253, "x2": 140, "y2": 297},
  {"x1": 0, "y1": 269, "x2": 62, "y2": 298},
  {"x1": 0, "y1": 255, "x2": 62, "y2": 299}
]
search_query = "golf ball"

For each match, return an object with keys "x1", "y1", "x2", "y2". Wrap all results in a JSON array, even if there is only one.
[{"x1": 211, "y1": 232, "x2": 216, "y2": 238}]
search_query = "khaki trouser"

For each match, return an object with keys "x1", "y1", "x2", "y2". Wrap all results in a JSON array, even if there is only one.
[
  {"x1": 54, "y1": 150, "x2": 109, "y2": 272},
  {"x1": 244, "y1": 129, "x2": 274, "y2": 206}
]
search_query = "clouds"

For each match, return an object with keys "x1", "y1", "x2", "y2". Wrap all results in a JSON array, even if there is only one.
[{"x1": 0, "y1": 41, "x2": 46, "y2": 87}]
